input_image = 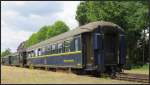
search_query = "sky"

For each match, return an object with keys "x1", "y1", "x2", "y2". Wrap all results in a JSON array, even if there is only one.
[{"x1": 1, "y1": 1, "x2": 80, "y2": 52}]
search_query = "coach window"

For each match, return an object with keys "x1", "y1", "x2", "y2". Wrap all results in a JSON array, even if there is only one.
[
  {"x1": 36, "y1": 49, "x2": 38, "y2": 56},
  {"x1": 75, "y1": 38, "x2": 78, "y2": 51},
  {"x1": 58, "y1": 43, "x2": 63, "y2": 53},
  {"x1": 30, "y1": 51, "x2": 32, "y2": 57},
  {"x1": 47, "y1": 45, "x2": 51, "y2": 54},
  {"x1": 64, "y1": 40, "x2": 71, "y2": 52},
  {"x1": 28, "y1": 52, "x2": 31, "y2": 57},
  {"x1": 31, "y1": 51, "x2": 33, "y2": 57},
  {"x1": 55, "y1": 44, "x2": 58, "y2": 53},
  {"x1": 75, "y1": 37, "x2": 81, "y2": 51},
  {"x1": 51, "y1": 44, "x2": 56, "y2": 54},
  {"x1": 55, "y1": 44, "x2": 58, "y2": 54},
  {"x1": 70, "y1": 39, "x2": 75, "y2": 52},
  {"x1": 30, "y1": 52, "x2": 32, "y2": 57},
  {"x1": 38, "y1": 48, "x2": 42, "y2": 56},
  {"x1": 44, "y1": 46, "x2": 48, "y2": 55},
  {"x1": 32, "y1": 50, "x2": 35, "y2": 57},
  {"x1": 41, "y1": 47, "x2": 45, "y2": 55},
  {"x1": 50, "y1": 45, "x2": 52, "y2": 54},
  {"x1": 44, "y1": 47, "x2": 47, "y2": 55},
  {"x1": 47, "y1": 45, "x2": 50, "y2": 51},
  {"x1": 27, "y1": 52, "x2": 29, "y2": 58},
  {"x1": 28, "y1": 52, "x2": 31, "y2": 58},
  {"x1": 35, "y1": 49, "x2": 38, "y2": 56},
  {"x1": 34, "y1": 50, "x2": 36, "y2": 56},
  {"x1": 29, "y1": 51, "x2": 32, "y2": 57},
  {"x1": 45, "y1": 46, "x2": 48, "y2": 54}
]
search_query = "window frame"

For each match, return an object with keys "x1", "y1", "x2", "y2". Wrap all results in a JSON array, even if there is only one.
[
  {"x1": 64, "y1": 40, "x2": 71, "y2": 52},
  {"x1": 58, "y1": 43, "x2": 63, "y2": 53},
  {"x1": 74, "y1": 35, "x2": 81, "y2": 51}
]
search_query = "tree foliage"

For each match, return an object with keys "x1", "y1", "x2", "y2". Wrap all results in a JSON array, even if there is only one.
[
  {"x1": 1, "y1": 48, "x2": 12, "y2": 57},
  {"x1": 76, "y1": 1, "x2": 149, "y2": 65},
  {"x1": 24, "y1": 20, "x2": 69, "y2": 47},
  {"x1": 47, "y1": 20, "x2": 69, "y2": 39},
  {"x1": 25, "y1": 33, "x2": 38, "y2": 47},
  {"x1": 37, "y1": 26, "x2": 49, "y2": 42}
]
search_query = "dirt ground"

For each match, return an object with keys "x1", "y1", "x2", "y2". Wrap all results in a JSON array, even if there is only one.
[{"x1": 1, "y1": 65, "x2": 142, "y2": 84}]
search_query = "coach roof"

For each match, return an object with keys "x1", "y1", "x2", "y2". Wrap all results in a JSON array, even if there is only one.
[{"x1": 27, "y1": 21, "x2": 124, "y2": 51}]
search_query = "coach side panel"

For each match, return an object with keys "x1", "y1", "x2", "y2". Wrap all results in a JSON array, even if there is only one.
[{"x1": 27, "y1": 52, "x2": 82, "y2": 68}]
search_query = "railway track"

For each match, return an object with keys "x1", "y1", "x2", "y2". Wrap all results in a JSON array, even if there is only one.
[{"x1": 115, "y1": 73, "x2": 149, "y2": 83}]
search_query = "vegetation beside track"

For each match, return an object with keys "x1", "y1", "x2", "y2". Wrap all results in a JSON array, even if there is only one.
[{"x1": 124, "y1": 64, "x2": 149, "y2": 75}]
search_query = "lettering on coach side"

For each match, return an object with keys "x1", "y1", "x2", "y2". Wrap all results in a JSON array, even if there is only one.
[{"x1": 64, "y1": 59, "x2": 74, "y2": 63}]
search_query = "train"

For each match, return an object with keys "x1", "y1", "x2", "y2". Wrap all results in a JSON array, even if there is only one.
[{"x1": 1, "y1": 21, "x2": 125, "y2": 77}]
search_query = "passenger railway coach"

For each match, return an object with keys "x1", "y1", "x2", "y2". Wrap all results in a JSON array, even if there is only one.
[{"x1": 1, "y1": 21, "x2": 126, "y2": 76}]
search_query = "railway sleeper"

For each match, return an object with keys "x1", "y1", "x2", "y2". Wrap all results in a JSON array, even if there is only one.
[{"x1": 116, "y1": 76, "x2": 149, "y2": 83}]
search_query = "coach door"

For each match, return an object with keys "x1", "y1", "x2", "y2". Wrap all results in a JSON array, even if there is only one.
[
  {"x1": 82, "y1": 32, "x2": 94, "y2": 68},
  {"x1": 103, "y1": 33, "x2": 119, "y2": 65},
  {"x1": 119, "y1": 34, "x2": 125, "y2": 65},
  {"x1": 93, "y1": 31, "x2": 105, "y2": 72},
  {"x1": 8, "y1": 56, "x2": 12, "y2": 65}
]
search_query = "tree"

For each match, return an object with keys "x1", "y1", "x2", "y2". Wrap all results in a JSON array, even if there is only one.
[
  {"x1": 36, "y1": 26, "x2": 49, "y2": 42},
  {"x1": 24, "y1": 33, "x2": 38, "y2": 47},
  {"x1": 24, "y1": 20, "x2": 70, "y2": 47},
  {"x1": 1, "y1": 48, "x2": 12, "y2": 57},
  {"x1": 47, "y1": 20, "x2": 69, "y2": 39},
  {"x1": 46, "y1": 25, "x2": 53, "y2": 39},
  {"x1": 76, "y1": 1, "x2": 149, "y2": 65}
]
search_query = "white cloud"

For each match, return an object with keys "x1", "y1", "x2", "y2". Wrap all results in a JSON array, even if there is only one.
[
  {"x1": 2, "y1": 1, "x2": 64, "y2": 16},
  {"x1": 1, "y1": 1, "x2": 80, "y2": 52},
  {"x1": 56, "y1": 1, "x2": 80, "y2": 29},
  {"x1": 1, "y1": 23, "x2": 32, "y2": 52},
  {"x1": 13, "y1": 1, "x2": 26, "y2": 6},
  {"x1": 1, "y1": 16, "x2": 33, "y2": 52}
]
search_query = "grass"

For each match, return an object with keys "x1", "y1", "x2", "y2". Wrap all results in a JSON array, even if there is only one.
[
  {"x1": 1, "y1": 65, "x2": 142, "y2": 84},
  {"x1": 124, "y1": 64, "x2": 149, "y2": 75}
]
